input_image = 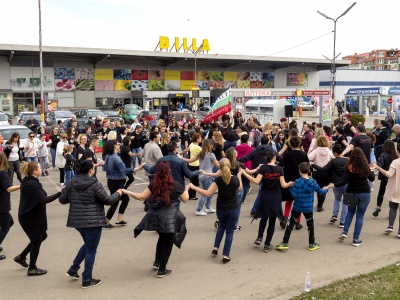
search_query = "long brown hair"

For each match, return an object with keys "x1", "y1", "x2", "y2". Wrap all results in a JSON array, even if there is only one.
[
  {"x1": 198, "y1": 139, "x2": 213, "y2": 160},
  {"x1": 346, "y1": 147, "x2": 370, "y2": 178},
  {"x1": 0, "y1": 152, "x2": 8, "y2": 171},
  {"x1": 151, "y1": 161, "x2": 174, "y2": 206},
  {"x1": 7, "y1": 132, "x2": 20, "y2": 147}
]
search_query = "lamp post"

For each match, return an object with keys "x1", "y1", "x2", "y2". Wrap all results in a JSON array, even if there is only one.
[
  {"x1": 38, "y1": 0, "x2": 44, "y2": 123},
  {"x1": 318, "y1": 2, "x2": 356, "y2": 118}
]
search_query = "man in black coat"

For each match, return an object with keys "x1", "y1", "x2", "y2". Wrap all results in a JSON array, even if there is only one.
[{"x1": 25, "y1": 116, "x2": 40, "y2": 134}]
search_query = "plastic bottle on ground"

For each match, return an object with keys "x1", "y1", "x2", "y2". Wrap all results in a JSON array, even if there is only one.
[{"x1": 305, "y1": 272, "x2": 311, "y2": 292}]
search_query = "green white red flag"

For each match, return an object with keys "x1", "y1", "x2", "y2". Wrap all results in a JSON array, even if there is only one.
[{"x1": 203, "y1": 89, "x2": 232, "y2": 123}]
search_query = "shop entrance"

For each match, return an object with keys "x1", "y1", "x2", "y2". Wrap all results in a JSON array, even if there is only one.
[
  {"x1": 168, "y1": 93, "x2": 189, "y2": 110},
  {"x1": 13, "y1": 92, "x2": 46, "y2": 115}
]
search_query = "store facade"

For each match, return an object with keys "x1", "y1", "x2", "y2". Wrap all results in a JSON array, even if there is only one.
[{"x1": 0, "y1": 44, "x2": 345, "y2": 116}]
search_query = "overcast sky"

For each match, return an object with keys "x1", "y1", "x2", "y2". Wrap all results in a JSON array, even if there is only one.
[{"x1": 0, "y1": 0, "x2": 397, "y2": 60}]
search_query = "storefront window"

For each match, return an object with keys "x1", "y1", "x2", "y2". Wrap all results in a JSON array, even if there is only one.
[
  {"x1": 362, "y1": 96, "x2": 378, "y2": 115},
  {"x1": 380, "y1": 97, "x2": 390, "y2": 114},
  {"x1": 345, "y1": 96, "x2": 359, "y2": 114}
]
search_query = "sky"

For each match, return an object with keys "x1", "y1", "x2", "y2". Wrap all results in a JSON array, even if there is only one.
[{"x1": 0, "y1": 0, "x2": 398, "y2": 60}]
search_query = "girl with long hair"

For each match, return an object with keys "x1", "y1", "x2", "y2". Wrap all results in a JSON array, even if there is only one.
[
  {"x1": 184, "y1": 139, "x2": 219, "y2": 215},
  {"x1": 75, "y1": 134, "x2": 88, "y2": 175},
  {"x1": 242, "y1": 150, "x2": 293, "y2": 252},
  {"x1": 190, "y1": 158, "x2": 242, "y2": 263},
  {"x1": 103, "y1": 140, "x2": 135, "y2": 228},
  {"x1": 3, "y1": 132, "x2": 22, "y2": 183},
  {"x1": 130, "y1": 125, "x2": 143, "y2": 170},
  {"x1": 160, "y1": 133, "x2": 171, "y2": 156},
  {"x1": 371, "y1": 139, "x2": 398, "y2": 218},
  {"x1": 212, "y1": 131, "x2": 225, "y2": 161},
  {"x1": 325, "y1": 147, "x2": 375, "y2": 246},
  {"x1": 308, "y1": 136, "x2": 335, "y2": 211},
  {"x1": 278, "y1": 128, "x2": 299, "y2": 155},
  {"x1": 274, "y1": 130, "x2": 286, "y2": 153},
  {"x1": 0, "y1": 152, "x2": 20, "y2": 261},
  {"x1": 124, "y1": 161, "x2": 189, "y2": 278},
  {"x1": 373, "y1": 143, "x2": 400, "y2": 236},
  {"x1": 14, "y1": 161, "x2": 61, "y2": 275},
  {"x1": 307, "y1": 127, "x2": 324, "y2": 154},
  {"x1": 49, "y1": 126, "x2": 60, "y2": 170}
]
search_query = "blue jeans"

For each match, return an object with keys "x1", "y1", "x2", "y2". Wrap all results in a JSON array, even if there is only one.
[
  {"x1": 50, "y1": 148, "x2": 56, "y2": 168},
  {"x1": 65, "y1": 170, "x2": 74, "y2": 185},
  {"x1": 69, "y1": 227, "x2": 102, "y2": 283},
  {"x1": 214, "y1": 208, "x2": 238, "y2": 257},
  {"x1": 131, "y1": 147, "x2": 142, "y2": 169},
  {"x1": 241, "y1": 177, "x2": 250, "y2": 203},
  {"x1": 343, "y1": 193, "x2": 370, "y2": 240},
  {"x1": 235, "y1": 190, "x2": 243, "y2": 227},
  {"x1": 25, "y1": 157, "x2": 38, "y2": 163},
  {"x1": 197, "y1": 178, "x2": 213, "y2": 212},
  {"x1": 333, "y1": 185, "x2": 348, "y2": 224},
  {"x1": 251, "y1": 185, "x2": 262, "y2": 213}
]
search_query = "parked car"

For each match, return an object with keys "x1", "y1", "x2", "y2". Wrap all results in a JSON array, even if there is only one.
[
  {"x1": 46, "y1": 110, "x2": 73, "y2": 126},
  {"x1": 197, "y1": 106, "x2": 212, "y2": 116},
  {"x1": 0, "y1": 125, "x2": 37, "y2": 146},
  {"x1": 138, "y1": 110, "x2": 161, "y2": 123},
  {"x1": 16, "y1": 112, "x2": 42, "y2": 125},
  {"x1": 74, "y1": 109, "x2": 107, "y2": 120},
  {"x1": 293, "y1": 101, "x2": 315, "y2": 111},
  {"x1": 124, "y1": 104, "x2": 142, "y2": 124},
  {"x1": 101, "y1": 110, "x2": 124, "y2": 124},
  {"x1": 0, "y1": 112, "x2": 10, "y2": 126},
  {"x1": 171, "y1": 110, "x2": 203, "y2": 123}
]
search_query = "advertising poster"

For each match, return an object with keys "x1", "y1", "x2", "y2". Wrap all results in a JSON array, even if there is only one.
[
  {"x1": 263, "y1": 72, "x2": 275, "y2": 88},
  {"x1": 95, "y1": 69, "x2": 113, "y2": 80},
  {"x1": 149, "y1": 80, "x2": 165, "y2": 91},
  {"x1": 114, "y1": 69, "x2": 132, "y2": 80},
  {"x1": 55, "y1": 68, "x2": 75, "y2": 91},
  {"x1": 196, "y1": 71, "x2": 210, "y2": 90},
  {"x1": 180, "y1": 80, "x2": 195, "y2": 91},
  {"x1": 165, "y1": 80, "x2": 180, "y2": 90},
  {"x1": 322, "y1": 96, "x2": 332, "y2": 122},
  {"x1": 114, "y1": 80, "x2": 131, "y2": 91},
  {"x1": 165, "y1": 70, "x2": 180, "y2": 81},
  {"x1": 131, "y1": 80, "x2": 148, "y2": 91},
  {"x1": 95, "y1": 81, "x2": 114, "y2": 91},
  {"x1": 180, "y1": 71, "x2": 195, "y2": 80},
  {"x1": 224, "y1": 72, "x2": 238, "y2": 82},
  {"x1": 250, "y1": 72, "x2": 262, "y2": 89},
  {"x1": 287, "y1": 73, "x2": 308, "y2": 86},
  {"x1": 148, "y1": 70, "x2": 165, "y2": 80},
  {"x1": 131, "y1": 70, "x2": 148, "y2": 80},
  {"x1": 75, "y1": 68, "x2": 94, "y2": 91}
]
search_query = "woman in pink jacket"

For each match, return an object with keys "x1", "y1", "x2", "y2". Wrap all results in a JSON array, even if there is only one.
[{"x1": 308, "y1": 136, "x2": 334, "y2": 212}]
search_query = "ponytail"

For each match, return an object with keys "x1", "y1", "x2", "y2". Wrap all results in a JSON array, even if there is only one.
[{"x1": 219, "y1": 158, "x2": 231, "y2": 185}]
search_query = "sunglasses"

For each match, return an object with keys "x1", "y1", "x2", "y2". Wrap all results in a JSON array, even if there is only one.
[{"x1": 29, "y1": 136, "x2": 34, "y2": 138}]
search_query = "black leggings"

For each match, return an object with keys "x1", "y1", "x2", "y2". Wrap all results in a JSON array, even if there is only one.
[
  {"x1": 283, "y1": 211, "x2": 315, "y2": 245},
  {"x1": 124, "y1": 174, "x2": 134, "y2": 189},
  {"x1": 258, "y1": 217, "x2": 276, "y2": 246},
  {"x1": 155, "y1": 232, "x2": 174, "y2": 272},
  {"x1": 0, "y1": 212, "x2": 14, "y2": 245},
  {"x1": 377, "y1": 180, "x2": 388, "y2": 207},
  {"x1": 20, "y1": 232, "x2": 48, "y2": 269},
  {"x1": 106, "y1": 179, "x2": 130, "y2": 220},
  {"x1": 188, "y1": 165, "x2": 199, "y2": 199},
  {"x1": 59, "y1": 168, "x2": 65, "y2": 183}
]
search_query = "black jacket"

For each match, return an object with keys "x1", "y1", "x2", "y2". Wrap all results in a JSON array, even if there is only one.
[
  {"x1": 237, "y1": 144, "x2": 272, "y2": 169},
  {"x1": 375, "y1": 127, "x2": 389, "y2": 147},
  {"x1": 25, "y1": 119, "x2": 40, "y2": 133},
  {"x1": 312, "y1": 157, "x2": 348, "y2": 184},
  {"x1": 377, "y1": 152, "x2": 394, "y2": 181},
  {"x1": 134, "y1": 202, "x2": 187, "y2": 248},
  {"x1": 59, "y1": 174, "x2": 120, "y2": 228}
]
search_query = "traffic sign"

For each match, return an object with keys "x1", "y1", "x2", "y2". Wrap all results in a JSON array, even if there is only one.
[{"x1": 388, "y1": 97, "x2": 393, "y2": 104}]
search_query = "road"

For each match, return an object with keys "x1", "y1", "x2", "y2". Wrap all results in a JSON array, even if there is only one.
[{"x1": 0, "y1": 158, "x2": 399, "y2": 300}]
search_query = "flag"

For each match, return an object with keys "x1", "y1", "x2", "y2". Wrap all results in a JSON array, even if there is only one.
[{"x1": 203, "y1": 89, "x2": 232, "y2": 123}]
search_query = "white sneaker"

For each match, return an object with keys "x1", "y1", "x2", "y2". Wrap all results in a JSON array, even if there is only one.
[
  {"x1": 196, "y1": 210, "x2": 207, "y2": 216},
  {"x1": 370, "y1": 188, "x2": 374, "y2": 192},
  {"x1": 60, "y1": 182, "x2": 65, "y2": 187},
  {"x1": 205, "y1": 207, "x2": 216, "y2": 213}
]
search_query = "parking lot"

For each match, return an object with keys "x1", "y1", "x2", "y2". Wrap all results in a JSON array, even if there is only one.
[{"x1": 1, "y1": 155, "x2": 400, "y2": 299}]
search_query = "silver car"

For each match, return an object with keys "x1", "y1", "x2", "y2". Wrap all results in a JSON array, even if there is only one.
[
  {"x1": 197, "y1": 106, "x2": 212, "y2": 116},
  {"x1": 0, "y1": 125, "x2": 37, "y2": 146},
  {"x1": 46, "y1": 110, "x2": 73, "y2": 126}
]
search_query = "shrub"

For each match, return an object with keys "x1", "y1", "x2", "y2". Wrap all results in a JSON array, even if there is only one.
[{"x1": 334, "y1": 114, "x2": 365, "y2": 127}]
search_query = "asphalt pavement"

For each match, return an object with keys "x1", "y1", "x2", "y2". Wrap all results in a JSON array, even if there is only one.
[{"x1": 1, "y1": 156, "x2": 400, "y2": 300}]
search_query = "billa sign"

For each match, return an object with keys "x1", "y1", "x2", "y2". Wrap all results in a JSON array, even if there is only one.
[{"x1": 156, "y1": 36, "x2": 210, "y2": 53}]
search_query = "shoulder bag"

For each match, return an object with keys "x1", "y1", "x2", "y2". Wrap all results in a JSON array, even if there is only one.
[{"x1": 343, "y1": 193, "x2": 358, "y2": 207}]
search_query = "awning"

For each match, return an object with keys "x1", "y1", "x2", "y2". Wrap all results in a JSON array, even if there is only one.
[{"x1": 346, "y1": 88, "x2": 380, "y2": 95}]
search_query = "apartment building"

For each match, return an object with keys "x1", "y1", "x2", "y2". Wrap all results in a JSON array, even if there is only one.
[{"x1": 343, "y1": 49, "x2": 400, "y2": 70}]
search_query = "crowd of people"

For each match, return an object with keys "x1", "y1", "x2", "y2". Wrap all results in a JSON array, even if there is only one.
[{"x1": 0, "y1": 107, "x2": 400, "y2": 289}]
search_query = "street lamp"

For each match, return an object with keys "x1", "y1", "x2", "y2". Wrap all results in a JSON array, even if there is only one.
[
  {"x1": 318, "y1": 2, "x2": 356, "y2": 117},
  {"x1": 38, "y1": 0, "x2": 44, "y2": 123}
]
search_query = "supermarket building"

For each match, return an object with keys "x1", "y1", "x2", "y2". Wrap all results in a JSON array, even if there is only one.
[{"x1": 0, "y1": 43, "x2": 348, "y2": 116}]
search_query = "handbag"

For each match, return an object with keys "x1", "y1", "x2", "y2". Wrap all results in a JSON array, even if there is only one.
[{"x1": 343, "y1": 193, "x2": 358, "y2": 207}]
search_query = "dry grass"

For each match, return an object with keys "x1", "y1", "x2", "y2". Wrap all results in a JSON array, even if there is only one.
[{"x1": 291, "y1": 263, "x2": 400, "y2": 300}]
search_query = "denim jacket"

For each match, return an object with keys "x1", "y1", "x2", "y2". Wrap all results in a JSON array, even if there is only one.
[{"x1": 105, "y1": 153, "x2": 133, "y2": 180}]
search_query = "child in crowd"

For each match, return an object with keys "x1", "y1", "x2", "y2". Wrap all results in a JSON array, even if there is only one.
[
  {"x1": 38, "y1": 133, "x2": 51, "y2": 176},
  {"x1": 275, "y1": 162, "x2": 328, "y2": 251},
  {"x1": 64, "y1": 145, "x2": 75, "y2": 185}
]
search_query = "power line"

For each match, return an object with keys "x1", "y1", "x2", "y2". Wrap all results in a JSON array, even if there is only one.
[{"x1": 266, "y1": 31, "x2": 333, "y2": 56}]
